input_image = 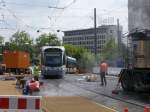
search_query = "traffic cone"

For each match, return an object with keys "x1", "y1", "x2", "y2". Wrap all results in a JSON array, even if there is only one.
[
  {"x1": 124, "y1": 107, "x2": 128, "y2": 112},
  {"x1": 144, "y1": 107, "x2": 150, "y2": 112}
]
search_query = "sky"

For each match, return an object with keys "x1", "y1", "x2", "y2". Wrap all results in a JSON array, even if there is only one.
[{"x1": 0, "y1": 0, "x2": 128, "y2": 41}]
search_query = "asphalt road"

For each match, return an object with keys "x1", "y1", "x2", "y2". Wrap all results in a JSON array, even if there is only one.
[{"x1": 34, "y1": 74, "x2": 148, "y2": 112}]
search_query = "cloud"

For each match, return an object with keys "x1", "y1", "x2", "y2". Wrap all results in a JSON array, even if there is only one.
[
  {"x1": 0, "y1": 0, "x2": 128, "y2": 41},
  {"x1": 53, "y1": 0, "x2": 128, "y2": 32}
]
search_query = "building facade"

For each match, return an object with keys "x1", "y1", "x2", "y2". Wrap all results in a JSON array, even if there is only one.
[
  {"x1": 63, "y1": 25, "x2": 122, "y2": 53},
  {"x1": 128, "y1": 0, "x2": 150, "y2": 31}
]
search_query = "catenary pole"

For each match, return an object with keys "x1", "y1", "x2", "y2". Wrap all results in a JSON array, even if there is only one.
[{"x1": 94, "y1": 8, "x2": 97, "y2": 58}]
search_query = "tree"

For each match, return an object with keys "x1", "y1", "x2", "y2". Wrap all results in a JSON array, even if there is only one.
[
  {"x1": 10, "y1": 31, "x2": 33, "y2": 45},
  {"x1": 79, "y1": 51, "x2": 95, "y2": 72},
  {"x1": 0, "y1": 35, "x2": 4, "y2": 45},
  {"x1": 0, "y1": 35, "x2": 4, "y2": 62},
  {"x1": 100, "y1": 38, "x2": 118, "y2": 61},
  {"x1": 35, "y1": 33, "x2": 61, "y2": 58},
  {"x1": 6, "y1": 31, "x2": 34, "y2": 58},
  {"x1": 64, "y1": 44, "x2": 95, "y2": 72},
  {"x1": 64, "y1": 44, "x2": 86, "y2": 60},
  {"x1": 36, "y1": 33, "x2": 61, "y2": 47}
]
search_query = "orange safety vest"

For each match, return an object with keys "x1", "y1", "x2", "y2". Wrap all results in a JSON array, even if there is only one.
[{"x1": 100, "y1": 63, "x2": 108, "y2": 73}]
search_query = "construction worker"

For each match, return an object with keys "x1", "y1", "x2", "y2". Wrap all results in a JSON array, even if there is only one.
[
  {"x1": 33, "y1": 65, "x2": 40, "y2": 77},
  {"x1": 100, "y1": 61, "x2": 108, "y2": 86},
  {"x1": 23, "y1": 76, "x2": 40, "y2": 95}
]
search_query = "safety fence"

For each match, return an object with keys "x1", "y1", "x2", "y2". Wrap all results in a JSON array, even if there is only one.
[
  {"x1": 0, "y1": 95, "x2": 42, "y2": 112},
  {"x1": 123, "y1": 107, "x2": 150, "y2": 112}
]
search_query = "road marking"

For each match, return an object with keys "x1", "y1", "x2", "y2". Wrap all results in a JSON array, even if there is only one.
[{"x1": 94, "y1": 102, "x2": 118, "y2": 112}]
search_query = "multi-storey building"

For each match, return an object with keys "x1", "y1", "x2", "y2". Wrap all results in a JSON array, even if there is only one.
[{"x1": 63, "y1": 25, "x2": 122, "y2": 53}]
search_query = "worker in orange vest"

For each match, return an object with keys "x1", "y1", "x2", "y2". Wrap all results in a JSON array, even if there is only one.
[{"x1": 100, "y1": 61, "x2": 108, "y2": 86}]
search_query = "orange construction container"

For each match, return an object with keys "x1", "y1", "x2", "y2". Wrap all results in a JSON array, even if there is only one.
[{"x1": 3, "y1": 50, "x2": 30, "y2": 69}]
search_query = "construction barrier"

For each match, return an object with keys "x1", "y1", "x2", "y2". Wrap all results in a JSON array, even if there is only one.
[
  {"x1": 124, "y1": 107, "x2": 150, "y2": 112},
  {"x1": 124, "y1": 107, "x2": 128, "y2": 112},
  {"x1": 0, "y1": 95, "x2": 42, "y2": 112},
  {"x1": 144, "y1": 107, "x2": 150, "y2": 112}
]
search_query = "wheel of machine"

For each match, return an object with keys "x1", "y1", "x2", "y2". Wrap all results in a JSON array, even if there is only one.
[
  {"x1": 121, "y1": 73, "x2": 129, "y2": 91},
  {"x1": 121, "y1": 69, "x2": 134, "y2": 91},
  {"x1": 133, "y1": 71, "x2": 145, "y2": 91}
]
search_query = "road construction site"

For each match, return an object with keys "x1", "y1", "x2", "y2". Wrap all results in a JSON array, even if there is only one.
[
  {"x1": 0, "y1": 73, "x2": 149, "y2": 112},
  {"x1": 0, "y1": 74, "x2": 116, "y2": 112}
]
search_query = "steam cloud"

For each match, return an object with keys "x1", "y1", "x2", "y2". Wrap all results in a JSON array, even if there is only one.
[{"x1": 128, "y1": 0, "x2": 150, "y2": 31}]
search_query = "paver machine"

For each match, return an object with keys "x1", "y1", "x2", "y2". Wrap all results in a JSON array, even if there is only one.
[{"x1": 119, "y1": 29, "x2": 150, "y2": 92}]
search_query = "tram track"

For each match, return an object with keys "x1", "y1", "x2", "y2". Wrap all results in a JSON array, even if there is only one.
[{"x1": 63, "y1": 78, "x2": 147, "y2": 108}]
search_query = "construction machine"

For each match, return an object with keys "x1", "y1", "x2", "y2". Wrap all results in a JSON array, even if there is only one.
[{"x1": 119, "y1": 29, "x2": 150, "y2": 92}]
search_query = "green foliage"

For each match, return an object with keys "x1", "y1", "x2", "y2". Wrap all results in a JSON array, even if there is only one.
[
  {"x1": 35, "y1": 33, "x2": 61, "y2": 58},
  {"x1": 5, "y1": 31, "x2": 34, "y2": 58},
  {"x1": 79, "y1": 51, "x2": 95, "y2": 71},
  {"x1": 10, "y1": 31, "x2": 33, "y2": 45},
  {"x1": 100, "y1": 38, "x2": 118, "y2": 61},
  {"x1": 36, "y1": 33, "x2": 61, "y2": 47},
  {"x1": 0, "y1": 35, "x2": 4, "y2": 62},
  {"x1": 64, "y1": 44, "x2": 84, "y2": 60},
  {"x1": 64, "y1": 44, "x2": 95, "y2": 72},
  {"x1": 0, "y1": 35, "x2": 4, "y2": 45}
]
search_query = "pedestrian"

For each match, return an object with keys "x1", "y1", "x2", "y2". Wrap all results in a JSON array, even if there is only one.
[{"x1": 100, "y1": 60, "x2": 108, "y2": 86}]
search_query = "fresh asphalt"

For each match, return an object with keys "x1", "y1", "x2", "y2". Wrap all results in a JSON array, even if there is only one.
[{"x1": 32, "y1": 73, "x2": 148, "y2": 112}]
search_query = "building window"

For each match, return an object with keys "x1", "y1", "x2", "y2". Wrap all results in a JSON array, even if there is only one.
[{"x1": 110, "y1": 30, "x2": 113, "y2": 33}]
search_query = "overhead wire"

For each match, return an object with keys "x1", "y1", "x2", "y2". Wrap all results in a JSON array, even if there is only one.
[
  {"x1": 63, "y1": 0, "x2": 76, "y2": 9},
  {"x1": 0, "y1": 4, "x2": 16, "y2": 30},
  {"x1": 0, "y1": 0, "x2": 127, "y2": 33},
  {"x1": 0, "y1": 0, "x2": 63, "y2": 31},
  {"x1": 4, "y1": 1, "x2": 49, "y2": 7},
  {"x1": 6, "y1": 10, "x2": 37, "y2": 31},
  {"x1": 1, "y1": 1, "x2": 39, "y2": 31},
  {"x1": 0, "y1": 1, "x2": 78, "y2": 32},
  {"x1": 47, "y1": 0, "x2": 77, "y2": 32}
]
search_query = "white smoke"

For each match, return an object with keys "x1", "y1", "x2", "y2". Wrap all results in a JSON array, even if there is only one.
[{"x1": 128, "y1": 0, "x2": 150, "y2": 31}]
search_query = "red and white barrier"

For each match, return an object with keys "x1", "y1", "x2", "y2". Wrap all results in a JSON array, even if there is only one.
[
  {"x1": 123, "y1": 107, "x2": 150, "y2": 112},
  {"x1": 144, "y1": 107, "x2": 150, "y2": 112},
  {"x1": 0, "y1": 95, "x2": 42, "y2": 112},
  {"x1": 124, "y1": 107, "x2": 128, "y2": 112}
]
